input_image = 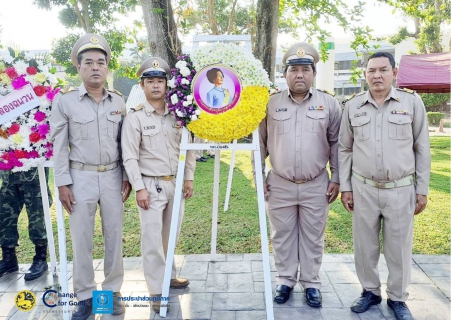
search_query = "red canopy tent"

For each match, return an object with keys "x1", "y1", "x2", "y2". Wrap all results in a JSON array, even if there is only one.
[{"x1": 397, "y1": 52, "x2": 451, "y2": 93}]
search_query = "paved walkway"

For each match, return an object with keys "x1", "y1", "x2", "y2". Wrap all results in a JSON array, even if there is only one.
[{"x1": 0, "y1": 254, "x2": 449, "y2": 320}]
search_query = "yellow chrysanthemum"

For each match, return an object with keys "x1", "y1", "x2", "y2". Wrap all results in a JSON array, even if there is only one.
[
  {"x1": 12, "y1": 134, "x2": 23, "y2": 145},
  {"x1": 34, "y1": 73, "x2": 47, "y2": 83},
  {"x1": 0, "y1": 73, "x2": 11, "y2": 84},
  {"x1": 188, "y1": 86, "x2": 269, "y2": 142}
]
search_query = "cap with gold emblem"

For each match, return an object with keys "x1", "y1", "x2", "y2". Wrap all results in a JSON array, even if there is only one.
[
  {"x1": 136, "y1": 57, "x2": 171, "y2": 80},
  {"x1": 70, "y1": 33, "x2": 111, "y2": 67},
  {"x1": 282, "y1": 42, "x2": 320, "y2": 66}
]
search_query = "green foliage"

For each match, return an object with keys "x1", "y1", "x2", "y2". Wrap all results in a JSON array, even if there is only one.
[
  {"x1": 420, "y1": 93, "x2": 450, "y2": 109},
  {"x1": 382, "y1": 0, "x2": 451, "y2": 53},
  {"x1": 113, "y1": 69, "x2": 138, "y2": 98},
  {"x1": 427, "y1": 112, "x2": 446, "y2": 125}
]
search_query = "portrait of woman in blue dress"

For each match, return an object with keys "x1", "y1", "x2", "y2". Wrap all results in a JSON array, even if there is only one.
[{"x1": 206, "y1": 68, "x2": 233, "y2": 108}]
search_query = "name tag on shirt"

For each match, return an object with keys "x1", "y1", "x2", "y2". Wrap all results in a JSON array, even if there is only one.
[
  {"x1": 276, "y1": 108, "x2": 287, "y2": 112},
  {"x1": 309, "y1": 106, "x2": 324, "y2": 110},
  {"x1": 144, "y1": 126, "x2": 155, "y2": 130},
  {"x1": 391, "y1": 110, "x2": 409, "y2": 115},
  {"x1": 354, "y1": 112, "x2": 367, "y2": 118},
  {"x1": 110, "y1": 110, "x2": 122, "y2": 115},
  {"x1": 172, "y1": 124, "x2": 181, "y2": 128}
]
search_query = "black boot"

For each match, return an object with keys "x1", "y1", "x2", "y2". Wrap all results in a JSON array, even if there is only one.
[
  {"x1": 0, "y1": 246, "x2": 19, "y2": 277},
  {"x1": 24, "y1": 244, "x2": 48, "y2": 281}
]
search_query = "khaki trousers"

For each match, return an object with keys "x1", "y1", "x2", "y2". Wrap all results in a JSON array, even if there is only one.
[
  {"x1": 352, "y1": 175, "x2": 416, "y2": 302},
  {"x1": 194, "y1": 136, "x2": 214, "y2": 158},
  {"x1": 68, "y1": 167, "x2": 124, "y2": 301},
  {"x1": 266, "y1": 169, "x2": 329, "y2": 289},
  {"x1": 138, "y1": 176, "x2": 184, "y2": 295}
]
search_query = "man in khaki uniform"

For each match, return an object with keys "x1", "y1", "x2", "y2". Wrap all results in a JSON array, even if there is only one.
[
  {"x1": 339, "y1": 52, "x2": 430, "y2": 320},
  {"x1": 50, "y1": 33, "x2": 131, "y2": 320},
  {"x1": 121, "y1": 57, "x2": 196, "y2": 313},
  {"x1": 257, "y1": 42, "x2": 341, "y2": 308}
]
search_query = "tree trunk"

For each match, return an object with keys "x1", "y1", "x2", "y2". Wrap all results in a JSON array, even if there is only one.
[
  {"x1": 141, "y1": 0, "x2": 182, "y2": 67},
  {"x1": 208, "y1": 0, "x2": 218, "y2": 35},
  {"x1": 254, "y1": 0, "x2": 279, "y2": 82}
]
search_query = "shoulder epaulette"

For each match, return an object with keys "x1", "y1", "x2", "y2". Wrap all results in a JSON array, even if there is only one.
[
  {"x1": 397, "y1": 87, "x2": 415, "y2": 94},
  {"x1": 130, "y1": 103, "x2": 144, "y2": 112},
  {"x1": 108, "y1": 88, "x2": 123, "y2": 96},
  {"x1": 269, "y1": 90, "x2": 282, "y2": 96},
  {"x1": 317, "y1": 88, "x2": 336, "y2": 97},
  {"x1": 341, "y1": 93, "x2": 356, "y2": 106},
  {"x1": 60, "y1": 87, "x2": 77, "y2": 94}
]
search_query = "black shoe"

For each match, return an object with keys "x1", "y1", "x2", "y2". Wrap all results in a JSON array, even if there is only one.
[
  {"x1": 274, "y1": 285, "x2": 293, "y2": 304},
  {"x1": 196, "y1": 157, "x2": 207, "y2": 162},
  {"x1": 0, "y1": 246, "x2": 19, "y2": 277},
  {"x1": 350, "y1": 290, "x2": 382, "y2": 313},
  {"x1": 208, "y1": 155, "x2": 215, "y2": 158},
  {"x1": 113, "y1": 292, "x2": 125, "y2": 315},
  {"x1": 305, "y1": 288, "x2": 322, "y2": 308},
  {"x1": 387, "y1": 298, "x2": 412, "y2": 320},
  {"x1": 72, "y1": 298, "x2": 92, "y2": 320},
  {"x1": 25, "y1": 244, "x2": 48, "y2": 281}
]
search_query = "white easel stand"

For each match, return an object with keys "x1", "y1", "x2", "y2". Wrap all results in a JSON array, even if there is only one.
[
  {"x1": 39, "y1": 161, "x2": 71, "y2": 319},
  {"x1": 159, "y1": 128, "x2": 274, "y2": 320}
]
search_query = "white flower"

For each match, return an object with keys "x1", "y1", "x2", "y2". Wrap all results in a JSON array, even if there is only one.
[
  {"x1": 187, "y1": 95, "x2": 193, "y2": 102},
  {"x1": 182, "y1": 101, "x2": 190, "y2": 107},
  {"x1": 170, "y1": 94, "x2": 178, "y2": 105},
  {"x1": 175, "y1": 61, "x2": 187, "y2": 69},
  {"x1": 13, "y1": 60, "x2": 28, "y2": 76},
  {"x1": 181, "y1": 78, "x2": 190, "y2": 85},
  {"x1": 47, "y1": 74, "x2": 57, "y2": 84},
  {"x1": 179, "y1": 67, "x2": 191, "y2": 77},
  {"x1": 195, "y1": 108, "x2": 201, "y2": 115},
  {"x1": 167, "y1": 78, "x2": 175, "y2": 88},
  {"x1": 1, "y1": 53, "x2": 14, "y2": 64},
  {"x1": 190, "y1": 114, "x2": 198, "y2": 121},
  {"x1": 24, "y1": 51, "x2": 35, "y2": 60},
  {"x1": 176, "y1": 110, "x2": 184, "y2": 117}
]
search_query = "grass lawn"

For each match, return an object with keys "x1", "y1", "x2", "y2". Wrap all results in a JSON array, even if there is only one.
[{"x1": 3, "y1": 136, "x2": 450, "y2": 263}]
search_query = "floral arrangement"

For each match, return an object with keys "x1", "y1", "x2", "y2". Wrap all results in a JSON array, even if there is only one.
[
  {"x1": 167, "y1": 43, "x2": 270, "y2": 142},
  {"x1": 0, "y1": 49, "x2": 61, "y2": 171}
]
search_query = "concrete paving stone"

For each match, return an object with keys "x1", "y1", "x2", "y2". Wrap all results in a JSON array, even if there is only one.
[
  {"x1": 123, "y1": 269, "x2": 145, "y2": 281},
  {"x1": 208, "y1": 261, "x2": 252, "y2": 274},
  {"x1": 123, "y1": 258, "x2": 142, "y2": 270},
  {"x1": 228, "y1": 274, "x2": 254, "y2": 293},
  {"x1": 242, "y1": 254, "x2": 263, "y2": 261},
  {"x1": 235, "y1": 310, "x2": 267, "y2": 320},
  {"x1": 93, "y1": 259, "x2": 103, "y2": 271},
  {"x1": 184, "y1": 280, "x2": 206, "y2": 293},
  {"x1": 9, "y1": 306, "x2": 50, "y2": 320},
  {"x1": 272, "y1": 292, "x2": 307, "y2": 308},
  {"x1": 226, "y1": 254, "x2": 244, "y2": 261},
  {"x1": 0, "y1": 292, "x2": 19, "y2": 317},
  {"x1": 211, "y1": 310, "x2": 236, "y2": 320},
  {"x1": 320, "y1": 307, "x2": 360, "y2": 320},
  {"x1": 120, "y1": 281, "x2": 148, "y2": 292},
  {"x1": 252, "y1": 272, "x2": 277, "y2": 283},
  {"x1": 155, "y1": 302, "x2": 181, "y2": 320},
  {"x1": 430, "y1": 277, "x2": 450, "y2": 298},
  {"x1": 212, "y1": 293, "x2": 265, "y2": 311},
  {"x1": 409, "y1": 264, "x2": 435, "y2": 284},
  {"x1": 3, "y1": 276, "x2": 38, "y2": 293},
  {"x1": 121, "y1": 301, "x2": 152, "y2": 320},
  {"x1": 251, "y1": 260, "x2": 275, "y2": 273},
  {"x1": 407, "y1": 283, "x2": 450, "y2": 302},
  {"x1": 179, "y1": 262, "x2": 209, "y2": 280},
  {"x1": 205, "y1": 273, "x2": 228, "y2": 293},
  {"x1": 273, "y1": 306, "x2": 321, "y2": 320},
  {"x1": 94, "y1": 270, "x2": 106, "y2": 284},
  {"x1": 253, "y1": 281, "x2": 277, "y2": 293},
  {"x1": 355, "y1": 307, "x2": 387, "y2": 320},
  {"x1": 320, "y1": 263, "x2": 356, "y2": 272},
  {"x1": 332, "y1": 284, "x2": 363, "y2": 307},
  {"x1": 321, "y1": 292, "x2": 343, "y2": 308},
  {"x1": 322, "y1": 254, "x2": 354, "y2": 263},
  {"x1": 179, "y1": 293, "x2": 213, "y2": 319},
  {"x1": 97, "y1": 314, "x2": 126, "y2": 320},
  {"x1": 184, "y1": 254, "x2": 226, "y2": 262},
  {"x1": 417, "y1": 264, "x2": 450, "y2": 277},
  {"x1": 326, "y1": 270, "x2": 360, "y2": 284},
  {"x1": 406, "y1": 300, "x2": 451, "y2": 320},
  {"x1": 413, "y1": 255, "x2": 450, "y2": 264}
]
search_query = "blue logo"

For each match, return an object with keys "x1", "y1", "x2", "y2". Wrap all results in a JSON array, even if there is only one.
[
  {"x1": 42, "y1": 290, "x2": 58, "y2": 308},
  {"x1": 92, "y1": 291, "x2": 113, "y2": 314}
]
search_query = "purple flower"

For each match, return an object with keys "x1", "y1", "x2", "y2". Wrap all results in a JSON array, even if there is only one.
[
  {"x1": 38, "y1": 123, "x2": 50, "y2": 136},
  {"x1": 34, "y1": 111, "x2": 46, "y2": 122},
  {"x1": 12, "y1": 75, "x2": 28, "y2": 90}
]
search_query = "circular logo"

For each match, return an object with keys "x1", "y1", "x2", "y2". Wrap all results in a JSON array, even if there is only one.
[
  {"x1": 192, "y1": 64, "x2": 242, "y2": 115},
  {"x1": 15, "y1": 290, "x2": 36, "y2": 312},
  {"x1": 42, "y1": 290, "x2": 58, "y2": 308},
  {"x1": 296, "y1": 47, "x2": 305, "y2": 58},
  {"x1": 96, "y1": 293, "x2": 109, "y2": 306},
  {"x1": 90, "y1": 36, "x2": 99, "y2": 44}
]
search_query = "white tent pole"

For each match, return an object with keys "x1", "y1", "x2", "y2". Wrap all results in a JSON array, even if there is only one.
[
  {"x1": 224, "y1": 139, "x2": 237, "y2": 211},
  {"x1": 210, "y1": 149, "x2": 221, "y2": 261}
]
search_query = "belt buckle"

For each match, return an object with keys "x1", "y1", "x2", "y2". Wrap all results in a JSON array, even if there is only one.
[
  {"x1": 163, "y1": 176, "x2": 172, "y2": 181},
  {"x1": 374, "y1": 182, "x2": 386, "y2": 189},
  {"x1": 294, "y1": 179, "x2": 307, "y2": 184},
  {"x1": 97, "y1": 165, "x2": 107, "y2": 172}
]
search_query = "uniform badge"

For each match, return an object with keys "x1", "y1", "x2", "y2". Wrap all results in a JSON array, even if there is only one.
[
  {"x1": 276, "y1": 108, "x2": 287, "y2": 112},
  {"x1": 354, "y1": 112, "x2": 367, "y2": 118},
  {"x1": 152, "y1": 60, "x2": 160, "y2": 68},
  {"x1": 296, "y1": 47, "x2": 305, "y2": 58},
  {"x1": 309, "y1": 106, "x2": 324, "y2": 111},
  {"x1": 391, "y1": 110, "x2": 409, "y2": 115},
  {"x1": 110, "y1": 110, "x2": 121, "y2": 115},
  {"x1": 90, "y1": 36, "x2": 99, "y2": 44},
  {"x1": 144, "y1": 126, "x2": 156, "y2": 130},
  {"x1": 172, "y1": 124, "x2": 181, "y2": 129}
]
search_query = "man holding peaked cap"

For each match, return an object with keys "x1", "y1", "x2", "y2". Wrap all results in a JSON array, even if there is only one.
[
  {"x1": 50, "y1": 33, "x2": 131, "y2": 320},
  {"x1": 255, "y1": 42, "x2": 341, "y2": 308},
  {"x1": 121, "y1": 57, "x2": 196, "y2": 313}
]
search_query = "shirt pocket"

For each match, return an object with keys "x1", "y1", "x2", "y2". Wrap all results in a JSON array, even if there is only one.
[
  {"x1": 271, "y1": 112, "x2": 292, "y2": 134},
  {"x1": 350, "y1": 116, "x2": 371, "y2": 141},
  {"x1": 106, "y1": 114, "x2": 121, "y2": 138},
  {"x1": 142, "y1": 128, "x2": 160, "y2": 150},
  {"x1": 70, "y1": 115, "x2": 95, "y2": 140},
  {"x1": 388, "y1": 115, "x2": 412, "y2": 140},
  {"x1": 305, "y1": 111, "x2": 326, "y2": 133}
]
